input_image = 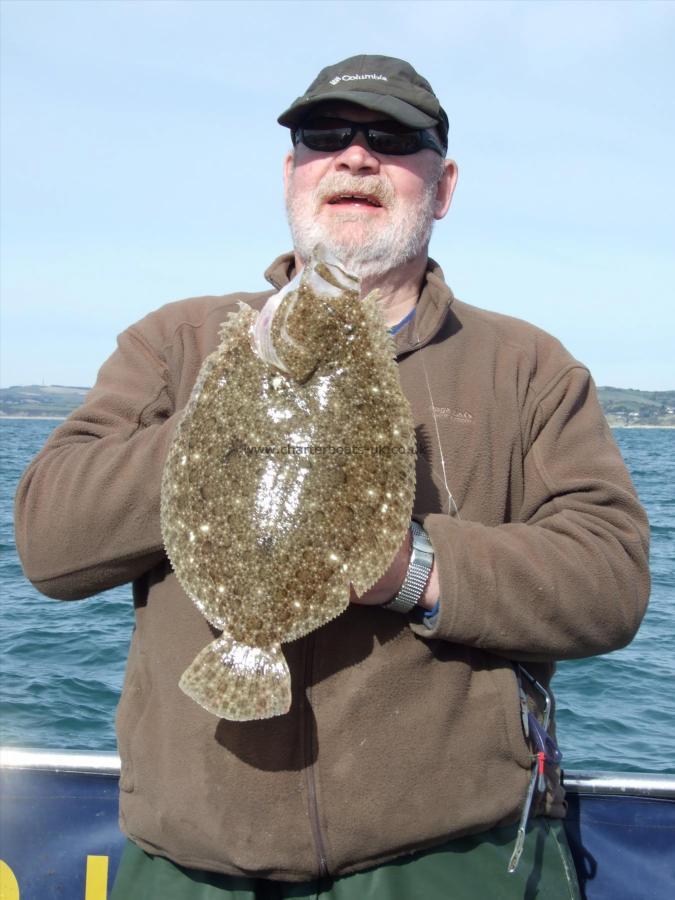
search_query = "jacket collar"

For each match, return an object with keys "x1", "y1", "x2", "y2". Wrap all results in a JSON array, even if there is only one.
[{"x1": 263, "y1": 252, "x2": 455, "y2": 358}]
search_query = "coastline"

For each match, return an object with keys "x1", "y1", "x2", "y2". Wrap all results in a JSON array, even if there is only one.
[{"x1": 1, "y1": 416, "x2": 674, "y2": 428}]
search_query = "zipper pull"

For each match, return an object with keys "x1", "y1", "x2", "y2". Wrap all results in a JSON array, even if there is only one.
[
  {"x1": 508, "y1": 761, "x2": 538, "y2": 874},
  {"x1": 510, "y1": 665, "x2": 562, "y2": 873},
  {"x1": 509, "y1": 730, "x2": 562, "y2": 872},
  {"x1": 508, "y1": 824, "x2": 527, "y2": 875}
]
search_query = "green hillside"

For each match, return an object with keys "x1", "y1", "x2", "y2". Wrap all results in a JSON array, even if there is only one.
[
  {"x1": 0, "y1": 385, "x2": 90, "y2": 418},
  {"x1": 597, "y1": 387, "x2": 675, "y2": 426}
]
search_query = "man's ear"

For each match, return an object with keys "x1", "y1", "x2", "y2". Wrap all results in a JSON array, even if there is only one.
[{"x1": 434, "y1": 159, "x2": 458, "y2": 221}]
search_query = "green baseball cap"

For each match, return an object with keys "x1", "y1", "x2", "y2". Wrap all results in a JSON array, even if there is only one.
[{"x1": 278, "y1": 54, "x2": 449, "y2": 151}]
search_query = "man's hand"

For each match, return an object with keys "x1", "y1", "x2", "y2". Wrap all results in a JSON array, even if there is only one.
[{"x1": 349, "y1": 527, "x2": 440, "y2": 611}]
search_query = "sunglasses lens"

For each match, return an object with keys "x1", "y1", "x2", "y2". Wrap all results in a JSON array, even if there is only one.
[
  {"x1": 368, "y1": 129, "x2": 423, "y2": 155},
  {"x1": 299, "y1": 125, "x2": 353, "y2": 152}
]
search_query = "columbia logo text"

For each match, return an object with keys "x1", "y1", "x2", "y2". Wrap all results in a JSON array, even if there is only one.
[{"x1": 329, "y1": 74, "x2": 388, "y2": 86}]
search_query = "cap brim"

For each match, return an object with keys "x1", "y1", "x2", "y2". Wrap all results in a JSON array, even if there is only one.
[{"x1": 278, "y1": 90, "x2": 438, "y2": 130}]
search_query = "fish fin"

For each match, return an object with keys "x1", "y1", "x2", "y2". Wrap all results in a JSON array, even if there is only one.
[
  {"x1": 179, "y1": 634, "x2": 291, "y2": 721},
  {"x1": 350, "y1": 574, "x2": 382, "y2": 598},
  {"x1": 217, "y1": 302, "x2": 256, "y2": 345},
  {"x1": 350, "y1": 576, "x2": 368, "y2": 597},
  {"x1": 349, "y1": 512, "x2": 413, "y2": 598}
]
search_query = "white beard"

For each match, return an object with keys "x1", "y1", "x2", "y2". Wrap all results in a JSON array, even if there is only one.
[{"x1": 286, "y1": 171, "x2": 439, "y2": 280}]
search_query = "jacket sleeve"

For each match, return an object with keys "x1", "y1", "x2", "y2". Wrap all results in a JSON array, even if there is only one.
[
  {"x1": 14, "y1": 326, "x2": 180, "y2": 600},
  {"x1": 411, "y1": 366, "x2": 650, "y2": 662}
]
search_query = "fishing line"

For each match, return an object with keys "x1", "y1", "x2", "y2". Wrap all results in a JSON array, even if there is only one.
[{"x1": 415, "y1": 338, "x2": 461, "y2": 520}]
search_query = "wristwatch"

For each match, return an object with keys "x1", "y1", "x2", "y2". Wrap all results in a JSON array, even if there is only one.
[{"x1": 382, "y1": 521, "x2": 434, "y2": 613}]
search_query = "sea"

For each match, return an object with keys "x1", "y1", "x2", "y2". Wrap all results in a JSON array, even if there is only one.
[{"x1": 1, "y1": 419, "x2": 673, "y2": 774}]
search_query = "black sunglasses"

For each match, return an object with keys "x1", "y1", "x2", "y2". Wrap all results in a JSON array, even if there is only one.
[{"x1": 292, "y1": 117, "x2": 445, "y2": 157}]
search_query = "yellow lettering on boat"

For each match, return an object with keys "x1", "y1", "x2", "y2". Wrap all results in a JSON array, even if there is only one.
[
  {"x1": 85, "y1": 855, "x2": 109, "y2": 900},
  {"x1": 0, "y1": 860, "x2": 20, "y2": 900}
]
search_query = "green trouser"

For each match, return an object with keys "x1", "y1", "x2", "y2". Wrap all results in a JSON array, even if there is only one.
[{"x1": 111, "y1": 818, "x2": 581, "y2": 899}]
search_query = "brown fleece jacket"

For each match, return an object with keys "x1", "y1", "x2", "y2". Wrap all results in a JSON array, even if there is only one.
[{"x1": 14, "y1": 255, "x2": 650, "y2": 881}]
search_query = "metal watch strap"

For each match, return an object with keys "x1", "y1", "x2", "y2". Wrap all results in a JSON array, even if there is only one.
[{"x1": 382, "y1": 521, "x2": 434, "y2": 613}]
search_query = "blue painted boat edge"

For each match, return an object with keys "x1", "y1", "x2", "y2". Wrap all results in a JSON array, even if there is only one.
[{"x1": 1, "y1": 748, "x2": 674, "y2": 899}]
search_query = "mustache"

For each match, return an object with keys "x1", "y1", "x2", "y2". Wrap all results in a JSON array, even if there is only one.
[{"x1": 313, "y1": 174, "x2": 394, "y2": 211}]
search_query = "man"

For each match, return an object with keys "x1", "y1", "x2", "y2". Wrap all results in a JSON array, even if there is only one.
[{"x1": 15, "y1": 55, "x2": 649, "y2": 898}]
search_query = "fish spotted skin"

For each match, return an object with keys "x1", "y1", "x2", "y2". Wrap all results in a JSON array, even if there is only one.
[{"x1": 160, "y1": 249, "x2": 416, "y2": 720}]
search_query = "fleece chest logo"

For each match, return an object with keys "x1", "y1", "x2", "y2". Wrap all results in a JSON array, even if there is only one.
[
  {"x1": 433, "y1": 407, "x2": 474, "y2": 424},
  {"x1": 329, "y1": 74, "x2": 388, "y2": 86}
]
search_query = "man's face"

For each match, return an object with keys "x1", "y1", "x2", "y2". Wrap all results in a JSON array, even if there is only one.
[{"x1": 284, "y1": 103, "x2": 457, "y2": 280}]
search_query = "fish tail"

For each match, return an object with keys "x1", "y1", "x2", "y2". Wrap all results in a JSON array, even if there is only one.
[{"x1": 179, "y1": 633, "x2": 291, "y2": 721}]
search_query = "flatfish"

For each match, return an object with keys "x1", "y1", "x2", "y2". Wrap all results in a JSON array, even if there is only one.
[{"x1": 161, "y1": 247, "x2": 416, "y2": 720}]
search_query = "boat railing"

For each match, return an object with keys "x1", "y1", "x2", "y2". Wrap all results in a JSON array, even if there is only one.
[
  {"x1": 3, "y1": 746, "x2": 674, "y2": 796},
  {"x1": 1, "y1": 746, "x2": 122, "y2": 775}
]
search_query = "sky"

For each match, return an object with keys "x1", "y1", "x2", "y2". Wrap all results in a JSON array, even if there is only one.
[{"x1": 1, "y1": 0, "x2": 673, "y2": 391}]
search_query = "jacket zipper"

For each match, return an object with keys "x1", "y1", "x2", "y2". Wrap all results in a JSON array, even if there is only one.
[{"x1": 303, "y1": 632, "x2": 329, "y2": 879}]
